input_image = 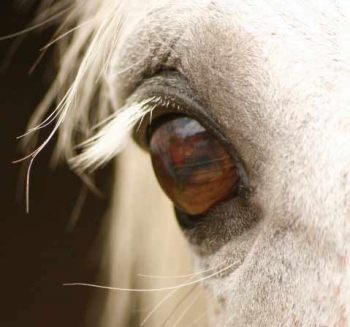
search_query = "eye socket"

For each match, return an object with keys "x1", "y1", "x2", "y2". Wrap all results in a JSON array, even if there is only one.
[{"x1": 149, "y1": 115, "x2": 240, "y2": 216}]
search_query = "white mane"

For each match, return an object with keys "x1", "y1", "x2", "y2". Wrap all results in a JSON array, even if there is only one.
[{"x1": 27, "y1": 0, "x2": 129, "y2": 164}]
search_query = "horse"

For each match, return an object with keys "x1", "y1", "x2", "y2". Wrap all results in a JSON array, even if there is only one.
[{"x1": 26, "y1": 0, "x2": 350, "y2": 326}]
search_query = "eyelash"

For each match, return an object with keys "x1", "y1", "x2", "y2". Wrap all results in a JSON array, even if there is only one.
[
  {"x1": 134, "y1": 95, "x2": 250, "y2": 192},
  {"x1": 134, "y1": 95, "x2": 219, "y2": 149},
  {"x1": 130, "y1": 71, "x2": 251, "y2": 191}
]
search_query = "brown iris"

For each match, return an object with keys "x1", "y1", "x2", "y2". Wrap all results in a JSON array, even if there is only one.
[{"x1": 149, "y1": 116, "x2": 240, "y2": 216}]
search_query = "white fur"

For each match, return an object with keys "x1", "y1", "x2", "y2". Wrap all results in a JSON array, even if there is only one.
[{"x1": 29, "y1": 0, "x2": 350, "y2": 326}]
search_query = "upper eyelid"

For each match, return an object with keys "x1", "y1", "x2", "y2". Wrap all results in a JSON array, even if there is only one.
[
  {"x1": 130, "y1": 73, "x2": 252, "y2": 189},
  {"x1": 130, "y1": 71, "x2": 212, "y2": 148},
  {"x1": 131, "y1": 72, "x2": 220, "y2": 137},
  {"x1": 132, "y1": 96, "x2": 190, "y2": 150}
]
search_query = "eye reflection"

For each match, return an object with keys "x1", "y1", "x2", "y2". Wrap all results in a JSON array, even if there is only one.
[{"x1": 149, "y1": 116, "x2": 240, "y2": 216}]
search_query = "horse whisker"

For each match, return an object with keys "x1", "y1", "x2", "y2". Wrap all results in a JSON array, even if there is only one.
[
  {"x1": 63, "y1": 260, "x2": 238, "y2": 292},
  {"x1": 172, "y1": 288, "x2": 202, "y2": 327},
  {"x1": 140, "y1": 278, "x2": 195, "y2": 327},
  {"x1": 137, "y1": 262, "x2": 227, "y2": 280},
  {"x1": 160, "y1": 285, "x2": 198, "y2": 327}
]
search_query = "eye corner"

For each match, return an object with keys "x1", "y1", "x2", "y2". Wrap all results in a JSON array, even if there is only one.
[
  {"x1": 130, "y1": 71, "x2": 208, "y2": 148},
  {"x1": 132, "y1": 96, "x2": 185, "y2": 150}
]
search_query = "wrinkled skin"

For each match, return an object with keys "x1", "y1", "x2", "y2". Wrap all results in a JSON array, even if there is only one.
[{"x1": 112, "y1": 1, "x2": 350, "y2": 325}]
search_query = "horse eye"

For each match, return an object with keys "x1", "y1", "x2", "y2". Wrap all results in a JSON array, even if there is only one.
[{"x1": 149, "y1": 116, "x2": 240, "y2": 216}]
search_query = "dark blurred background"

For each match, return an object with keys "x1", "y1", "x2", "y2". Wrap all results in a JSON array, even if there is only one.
[{"x1": 1, "y1": 2, "x2": 110, "y2": 326}]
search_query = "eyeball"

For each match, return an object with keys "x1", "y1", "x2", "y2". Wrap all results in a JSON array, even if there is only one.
[{"x1": 149, "y1": 116, "x2": 240, "y2": 216}]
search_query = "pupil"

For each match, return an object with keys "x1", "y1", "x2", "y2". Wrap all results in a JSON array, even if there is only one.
[{"x1": 149, "y1": 116, "x2": 239, "y2": 216}]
